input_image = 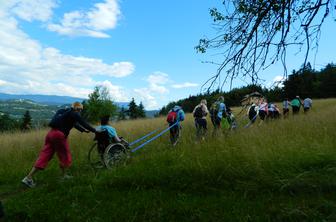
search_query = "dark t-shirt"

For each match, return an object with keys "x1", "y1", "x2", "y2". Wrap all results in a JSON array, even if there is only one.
[{"x1": 49, "y1": 109, "x2": 95, "y2": 136}]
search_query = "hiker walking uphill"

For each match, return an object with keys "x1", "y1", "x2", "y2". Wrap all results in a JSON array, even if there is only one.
[
  {"x1": 166, "y1": 105, "x2": 185, "y2": 146},
  {"x1": 226, "y1": 107, "x2": 237, "y2": 130},
  {"x1": 303, "y1": 97, "x2": 313, "y2": 113},
  {"x1": 22, "y1": 102, "x2": 96, "y2": 188},
  {"x1": 268, "y1": 103, "x2": 280, "y2": 119},
  {"x1": 291, "y1": 96, "x2": 302, "y2": 114},
  {"x1": 247, "y1": 102, "x2": 259, "y2": 124},
  {"x1": 210, "y1": 96, "x2": 226, "y2": 130},
  {"x1": 258, "y1": 98, "x2": 268, "y2": 124},
  {"x1": 192, "y1": 99, "x2": 209, "y2": 140},
  {"x1": 282, "y1": 98, "x2": 291, "y2": 117}
]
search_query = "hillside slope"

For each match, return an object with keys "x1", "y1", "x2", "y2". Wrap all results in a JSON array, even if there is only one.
[{"x1": 0, "y1": 99, "x2": 335, "y2": 221}]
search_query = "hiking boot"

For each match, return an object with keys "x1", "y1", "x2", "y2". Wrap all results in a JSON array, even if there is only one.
[{"x1": 21, "y1": 176, "x2": 36, "y2": 188}]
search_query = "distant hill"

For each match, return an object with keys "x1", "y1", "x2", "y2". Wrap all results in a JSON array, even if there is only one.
[
  {"x1": 0, "y1": 93, "x2": 84, "y2": 105},
  {"x1": 0, "y1": 99, "x2": 63, "y2": 122},
  {"x1": 0, "y1": 93, "x2": 128, "y2": 108},
  {"x1": 0, "y1": 93, "x2": 157, "y2": 120},
  {"x1": 145, "y1": 110, "x2": 159, "y2": 118}
]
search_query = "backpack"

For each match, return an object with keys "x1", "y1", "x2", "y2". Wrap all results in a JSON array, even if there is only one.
[
  {"x1": 49, "y1": 108, "x2": 72, "y2": 127},
  {"x1": 248, "y1": 104, "x2": 257, "y2": 119},
  {"x1": 193, "y1": 106, "x2": 204, "y2": 118},
  {"x1": 167, "y1": 111, "x2": 177, "y2": 123},
  {"x1": 210, "y1": 102, "x2": 220, "y2": 117}
]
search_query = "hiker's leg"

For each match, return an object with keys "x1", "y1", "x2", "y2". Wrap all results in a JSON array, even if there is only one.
[
  {"x1": 54, "y1": 132, "x2": 72, "y2": 176},
  {"x1": 24, "y1": 130, "x2": 54, "y2": 182},
  {"x1": 258, "y1": 111, "x2": 265, "y2": 125},
  {"x1": 169, "y1": 126, "x2": 175, "y2": 144},
  {"x1": 26, "y1": 167, "x2": 39, "y2": 179},
  {"x1": 203, "y1": 119, "x2": 208, "y2": 137},
  {"x1": 171, "y1": 126, "x2": 178, "y2": 145},
  {"x1": 33, "y1": 130, "x2": 56, "y2": 173},
  {"x1": 211, "y1": 116, "x2": 216, "y2": 128},
  {"x1": 195, "y1": 119, "x2": 200, "y2": 138}
]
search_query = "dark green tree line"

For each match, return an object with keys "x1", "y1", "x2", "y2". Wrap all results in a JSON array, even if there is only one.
[
  {"x1": 159, "y1": 63, "x2": 336, "y2": 115},
  {"x1": 0, "y1": 113, "x2": 21, "y2": 132}
]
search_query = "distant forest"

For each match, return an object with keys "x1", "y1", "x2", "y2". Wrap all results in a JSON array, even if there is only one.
[{"x1": 159, "y1": 63, "x2": 336, "y2": 115}]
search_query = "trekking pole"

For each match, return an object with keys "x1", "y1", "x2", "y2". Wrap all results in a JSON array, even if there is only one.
[
  {"x1": 129, "y1": 128, "x2": 161, "y2": 146},
  {"x1": 131, "y1": 121, "x2": 179, "y2": 153}
]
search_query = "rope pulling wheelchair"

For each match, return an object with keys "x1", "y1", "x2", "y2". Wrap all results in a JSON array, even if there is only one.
[{"x1": 88, "y1": 121, "x2": 179, "y2": 169}]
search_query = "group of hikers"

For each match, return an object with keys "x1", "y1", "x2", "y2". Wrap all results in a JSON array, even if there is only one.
[
  {"x1": 248, "y1": 95, "x2": 313, "y2": 125},
  {"x1": 283, "y1": 96, "x2": 313, "y2": 115},
  {"x1": 165, "y1": 96, "x2": 236, "y2": 142},
  {"x1": 191, "y1": 96, "x2": 235, "y2": 140},
  {"x1": 21, "y1": 95, "x2": 313, "y2": 188},
  {"x1": 166, "y1": 95, "x2": 313, "y2": 142}
]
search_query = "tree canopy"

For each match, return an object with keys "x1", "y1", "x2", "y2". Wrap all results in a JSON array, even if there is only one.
[
  {"x1": 196, "y1": 0, "x2": 334, "y2": 90},
  {"x1": 0, "y1": 113, "x2": 19, "y2": 132},
  {"x1": 126, "y1": 98, "x2": 146, "y2": 119},
  {"x1": 82, "y1": 85, "x2": 118, "y2": 123},
  {"x1": 21, "y1": 110, "x2": 32, "y2": 131}
]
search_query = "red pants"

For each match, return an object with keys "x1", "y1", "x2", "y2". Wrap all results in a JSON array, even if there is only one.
[{"x1": 34, "y1": 129, "x2": 71, "y2": 169}]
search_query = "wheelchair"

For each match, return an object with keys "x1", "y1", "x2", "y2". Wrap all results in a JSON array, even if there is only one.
[{"x1": 88, "y1": 130, "x2": 129, "y2": 169}]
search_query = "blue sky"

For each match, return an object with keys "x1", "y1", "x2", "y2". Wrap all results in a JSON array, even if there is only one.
[{"x1": 0, "y1": 0, "x2": 335, "y2": 110}]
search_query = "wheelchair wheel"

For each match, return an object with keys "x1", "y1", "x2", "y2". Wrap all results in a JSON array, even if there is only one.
[
  {"x1": 103, "y1": 143, "x2": 128, "y2": 169},
  {"x1": 88, "y1": 143, "x2": 105, "y2": 169}
]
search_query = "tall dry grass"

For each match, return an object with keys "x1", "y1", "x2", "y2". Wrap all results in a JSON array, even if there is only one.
[{"x1": 0, "y1": 98, "x2": 335, "y2": 221}]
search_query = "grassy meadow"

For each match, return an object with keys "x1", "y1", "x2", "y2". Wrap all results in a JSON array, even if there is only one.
[{"x1": 0, "y1": 98, "x2": 336, "y2": 221}]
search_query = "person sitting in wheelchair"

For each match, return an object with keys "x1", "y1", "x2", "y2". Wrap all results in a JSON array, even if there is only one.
[{"x1": 95, "y1": 115, "x2": 125, "y2": 153}]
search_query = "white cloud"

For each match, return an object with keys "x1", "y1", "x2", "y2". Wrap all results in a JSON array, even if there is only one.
[
  {"x1": 149, "y1": 84, "x2": 168, "y2": 94},
  {"x1": 133, "y1": 88, "x2": 158, "y2": 110},
  {"x1": 0, "y1": 79, "x2": 15, "y2": 87},
  {"x1": 0, "y1": 2, "x2": 135, "y2": 99},
  {"x1": 47, "y1": 0, "x2": 120, "y2": 38},
  {"x1": 8, "y1": 0, "x2": 58, "y2": 22},
  {"x1": 147, "y1": 72, "x2": 169, "y2": 94},
  {"x1": 0, "y1": 79, "x2": 91, "y2": 98},
  {"x1": 98, "y1": 80, "x2": 128, "y2": 102},
  {"x1": 130, "y1": 72, "x2": 170, "y2": 109},
  {"x1": 267, "y1": 75, "x2": 286, "y2": 88},
  {"x1": 41, "y1": 47, "x2": 134, "y2": 78},
  {"x1": 147, "y1": 72, "x2": 169, "y2": 85},
  {"x1": 88, "y1": 0, "x2": 120, "y2": 30},
  {"x1": 273, "y1": 75, "x2": 286, "y2": 82},
  {"x1": 48, "y1": 24, "x2": 111, "y2": 38},
  {"x1": 171, "y1": 82, "x2": 199, "y2": 89},
  {"x1": 52, "y1": 83, "x2": 92, "y2": 98}
]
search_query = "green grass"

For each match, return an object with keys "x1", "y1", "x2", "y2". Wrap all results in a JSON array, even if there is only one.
[{"x1": 1, "y1": 99, "x2": 336, "y2": 221}]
